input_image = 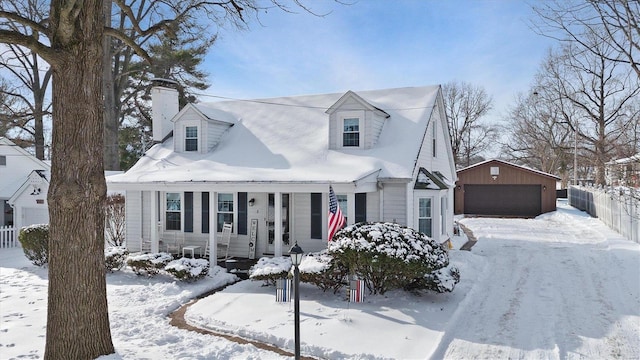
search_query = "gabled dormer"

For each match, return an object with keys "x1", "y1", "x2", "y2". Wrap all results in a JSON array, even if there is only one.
[
  {"x1": 325, "y1": 90, "x2": 390, "y2": 150},
  {"x1": 171, "y1": 104, "x2": 234, "y2": 154}
]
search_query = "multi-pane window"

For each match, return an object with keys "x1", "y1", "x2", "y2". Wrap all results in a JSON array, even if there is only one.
[
  {"x1": 185, "y1": 126, "x2": 198, "y2": 151},
  {"x1": 337, "y1": 194, "x2": 348, "y2": 223},
  {"x1": 343, "y1": 118, "x2": 360, "y2": 147},
  {"x1": 166, "y1": 193, "x2": 181, "y2": 230},
  {"x1": 217, "y1": 193, "x2": 234, "y2": 232},
  {"x1": 418, "y1": 198, "x2": 432, "y2": 237}
]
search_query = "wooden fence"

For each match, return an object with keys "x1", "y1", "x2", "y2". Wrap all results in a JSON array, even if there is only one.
[
  {"x1": 0, "y1": 226, "x2": 18, "y2": 248},
  {"x1": 569, "y1": 186, "x2": 639, "y2": 243}
]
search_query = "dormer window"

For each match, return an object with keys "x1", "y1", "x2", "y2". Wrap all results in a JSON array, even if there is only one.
[
  {"x1": 185, "y1": 126, "x2": 198, "y2": 151},
  {"x1": 343, "y1": 118, "x2": 360, "y2": 147},
  {"x1": 327, "y1": 91, "x2": 389, "y2": 150}
]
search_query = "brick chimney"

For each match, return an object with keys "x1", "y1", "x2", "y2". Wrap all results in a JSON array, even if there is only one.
[{"x1": 151, "y1": 78, "x2": 179, "y2": 143}]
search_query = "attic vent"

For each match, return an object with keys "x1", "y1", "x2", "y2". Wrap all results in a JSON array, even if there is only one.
[{"x1": 490, "y1": 166, "x2": 499, "y2": 180}]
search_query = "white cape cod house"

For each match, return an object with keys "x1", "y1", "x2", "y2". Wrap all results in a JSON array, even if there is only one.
[{"x1": 107, "y1": 83, "x2": 457, "y2": 266}]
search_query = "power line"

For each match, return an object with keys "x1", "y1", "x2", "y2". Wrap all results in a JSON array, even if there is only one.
[{"x1": 192, "y1": 92, "x2": 436, "y2": 111}]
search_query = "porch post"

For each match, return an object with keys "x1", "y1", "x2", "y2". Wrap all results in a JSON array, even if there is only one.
[
  {"x1": 209, "y1": 191, "x2": 218, "y2": 270},
  {"x1": 274, "y1": 191, "x2": 282, "y2": 257},
  {"x1": 150, "y1": 191, "x2": 159, "y2": 253}
]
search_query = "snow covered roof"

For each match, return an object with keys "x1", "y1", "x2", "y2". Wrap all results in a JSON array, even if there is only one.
[
  {"x1": 457, "y1": 159, "x2": 561, "y2": 180},
  {"x1": 606, "y1": 154, "x2": 640, "y2": 165},
  {"x1": 0, "y1": 137, "x2": 50, "y2": 198},
  {"x1": 109, "y1": 86, "x2": 440, "y2": 186}
]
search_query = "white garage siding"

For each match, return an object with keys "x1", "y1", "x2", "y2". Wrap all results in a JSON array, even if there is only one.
[{"x1": 22, "y1": 208, "x2": 48, "y2": 228}]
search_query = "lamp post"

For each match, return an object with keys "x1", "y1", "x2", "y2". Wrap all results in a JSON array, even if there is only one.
[{"x1": 289, "y1": 242, "x2": 304, "y2": 360}]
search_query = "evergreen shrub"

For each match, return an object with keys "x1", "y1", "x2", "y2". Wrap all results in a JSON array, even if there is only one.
[
  {"x1": 299, "y1": 251, "x2": 348, "y2": 293},
  {"x1": 105, "y1": 246, "x2": 129, "y2": 272},
  {"x1": 126, "y1": 252, "x2": 173, "y2": 276},
  {"x1": 329, "y1": 222, "x2": 459, "y2": 295},
  {"x1": 18, "y1": 224, "x2": 49, "y2": 266},
  {"x1": 249, "y1": 256, "x2": 292, "y2": 285},
  {"x1": 165, "y1": 258, "x2": 210, "y2": 281}
]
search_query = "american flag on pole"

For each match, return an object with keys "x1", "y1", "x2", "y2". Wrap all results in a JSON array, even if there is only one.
[{"x1": 328, "y1": 185, "x2": 346, "y2": 241}]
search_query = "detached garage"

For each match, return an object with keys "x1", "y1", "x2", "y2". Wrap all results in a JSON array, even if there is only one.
[{"x1": 455, "y1": 159, "x2": 560, "y2": 217}]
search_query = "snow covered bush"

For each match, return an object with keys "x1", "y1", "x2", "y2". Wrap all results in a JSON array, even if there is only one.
[
  {"x1": 329, "y1": 222, "x2": 459, "y2": 295},
  {"x1": 126, "y1": 252, "x2": 173, "y2": 276},
  {"x1": 105, "y1": 246, "x2": 129, "y2": 272},
  {"x1": 18, "y1": 224, "x2": 49, "y2": 266},
  {"x1": 249, "y1": 256, "x2": 291, "y2": 285},
  {"x1": 299, "y1": 251, "x2": 349, "y2": 293},
  {"x1": 406, "y1": 264, "x2": 461, "y2": 293},
  {"x1": 165, "y1": 258, "x2": 210, "y2": 281}
]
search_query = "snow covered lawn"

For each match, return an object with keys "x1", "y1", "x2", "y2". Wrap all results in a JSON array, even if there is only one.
[{"x1": 1, "y1": 201, "x2": 638, "y2": 359}]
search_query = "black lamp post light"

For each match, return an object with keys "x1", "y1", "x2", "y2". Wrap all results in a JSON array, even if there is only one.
[{"x1": 289, "y1": 242, "x2": 304, "y2": 360}]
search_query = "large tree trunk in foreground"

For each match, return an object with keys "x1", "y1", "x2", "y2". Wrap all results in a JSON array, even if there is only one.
[{"x1": 45, "y1": 1, "x2": 114, "y2": 358}]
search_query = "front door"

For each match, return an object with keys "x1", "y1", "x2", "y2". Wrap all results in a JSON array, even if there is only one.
[{"x1": 267, "y1": 193, "x2": 290, "y2": 253}]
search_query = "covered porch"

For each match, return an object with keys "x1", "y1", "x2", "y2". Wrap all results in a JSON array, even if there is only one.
[{"x1": 118, "y1": 179, "x2": 383, "y2": 270}]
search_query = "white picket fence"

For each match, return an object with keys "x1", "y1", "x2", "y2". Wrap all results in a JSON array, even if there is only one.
[
  {"x1": 569, "y1": 186, "x2": 640, "y2": 244},
  {"x1": 0, "y1": 225, "x2": 18, "y2": 248}
]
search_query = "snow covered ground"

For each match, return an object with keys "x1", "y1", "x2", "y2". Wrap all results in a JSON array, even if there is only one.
[{"x1": 1, "y1": 200, "x2": 638, "y2": 359}]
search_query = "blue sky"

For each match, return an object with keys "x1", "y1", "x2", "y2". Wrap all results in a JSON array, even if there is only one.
[{"x1": 202, "y1": 0, "x2": 556, "y2": 124}]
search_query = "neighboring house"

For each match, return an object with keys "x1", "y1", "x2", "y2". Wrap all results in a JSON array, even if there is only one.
[
  {"x1": 9, "y1": 170, "x2": 50, "y2": 230},
  {"x1": 606, "y1": 154, "x2": 640, "y2": 188},
  {"x1": 107, "y1": 83, "x2": 457, "y2": 263},
  {"x1": 0, "y1": 137, "x2": 50, "y2": 229},
  {"x1": 455, "y1": 159, "x2": 560, "y2": 217}
]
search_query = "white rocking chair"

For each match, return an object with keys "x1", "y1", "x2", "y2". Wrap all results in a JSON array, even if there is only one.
[{"x1": 217, "y1": 222, "x2": 232, "y2": 260}]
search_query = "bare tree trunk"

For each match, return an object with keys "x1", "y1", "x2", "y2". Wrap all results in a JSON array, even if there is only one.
[
  {"x1": 32, "y1": 56, "x2": 50, "y2": 160},
  {"x1": 45, "y1": 0, "x2": 114, "y2": 358}
]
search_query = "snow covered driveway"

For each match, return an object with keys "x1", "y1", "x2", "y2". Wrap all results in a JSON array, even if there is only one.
[{"x1": 431, "y1": 202, "x2": 640, "y2": 360}]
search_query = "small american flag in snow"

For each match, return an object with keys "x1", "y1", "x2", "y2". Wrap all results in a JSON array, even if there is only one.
[{"x1": 328, "y1": 185, "x2": 346, "y2": 241}]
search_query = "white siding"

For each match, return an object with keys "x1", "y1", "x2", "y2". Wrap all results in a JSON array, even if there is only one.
[
  {"x1": 368, "y1": 112, "x2": 386, "y2": 148},
  {"x1": 206, "y1": 122, "x2": 230, "y2": 151},
  {"x1": 141, "y1": 191, "x2": 151, "y2": 241},
  {"x1": 328, "y1": 112, "x2": 338, "y2": 149},
  {"x1": 293, "y1": 193, "x2": 311, "y2": 241},
  {"x1": 126, "y1": 190, "x2": 142, "y2": 251},
  {"x1": 366, "y1": 191, "x2": 380, "y2": 222},
  {"x1": 411, "y1": 96, "x2": 456, "y2": 241},
  {"x1": 382, "y1": 183, "x2": 407, "y2": 225}
]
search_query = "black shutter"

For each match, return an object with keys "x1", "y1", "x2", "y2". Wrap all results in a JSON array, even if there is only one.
[
  {"x1": 311, "y1": 193, "x2": 322, "y2": 239},
  {"x1": 202, "y1": 192, "x2": 209, "y2": 234},
  {"x1": 185, "y1": 192, "x2": 193, "y2": 232},
  {"x1": 238, "y1": 192, "x2": 248, "y2": 235},
  {"x1": 355, "y1": 193, "x2": 367, "y2": 223}
]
